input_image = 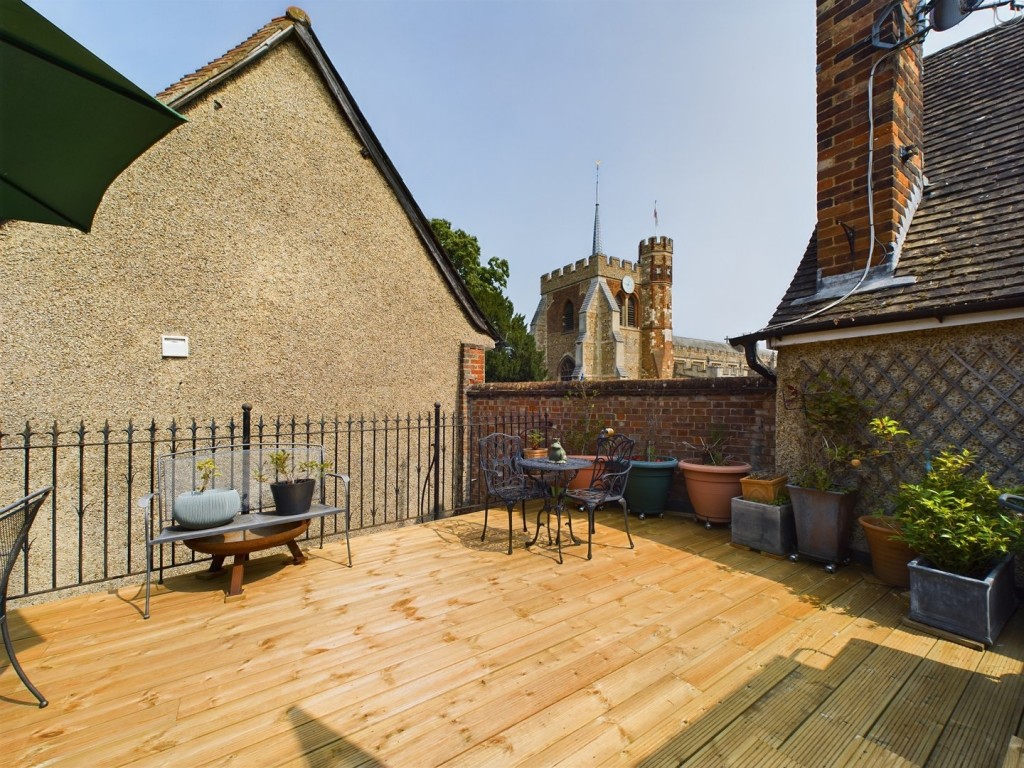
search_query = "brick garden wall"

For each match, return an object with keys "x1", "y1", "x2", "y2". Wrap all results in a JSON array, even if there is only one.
[{"x1": 467, "y1": 377, "x2": 776, "y2": 513}]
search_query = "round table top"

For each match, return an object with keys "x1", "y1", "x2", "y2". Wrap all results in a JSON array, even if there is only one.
[
  {"x1": 520, "y1": 456, "x2": 593, "y2": 472},
  {"x1": 184, "y1": 519, "x2": 310, "y2": 556}
]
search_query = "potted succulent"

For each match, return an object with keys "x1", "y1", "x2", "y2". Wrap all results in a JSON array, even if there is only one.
[
  {"x1": 857, "y1": 417, "x2": 920, "y2": 588},
  {"x1": 254, "y1": 449, "x2": 332, "y2": 516},
  {"x1": 785, "y1": 371, "x2": 868, "y2": 572},
  {"x1": 678, "y1": 425, "x2": 751, "y2": 528},
  {"x1": 172, "y1": 457, "x2": 241, "y2": 529},
  {"x1": 895, "y1": 448, "x2": 1022, "y2": 645}
]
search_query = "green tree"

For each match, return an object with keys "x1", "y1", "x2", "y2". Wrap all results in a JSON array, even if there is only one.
[{"x1": 430, "y1": 218, "x2": 546, "y2": 382}]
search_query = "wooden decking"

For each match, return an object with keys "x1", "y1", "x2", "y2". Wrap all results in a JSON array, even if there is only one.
[{"x1": 4, "y1": 506, "x2": 1023, "y2": 767}]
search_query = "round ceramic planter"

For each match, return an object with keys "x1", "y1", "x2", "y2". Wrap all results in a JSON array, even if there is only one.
[
  {"x1": 172, "y1": 488, "x2": 241, "y2": 530},
  {"x1": 859, "y1": 515, "x2": 918, "y2": 588},
  {"x1": 679, "y1": 459, "x2": 752, "y2": 526}
]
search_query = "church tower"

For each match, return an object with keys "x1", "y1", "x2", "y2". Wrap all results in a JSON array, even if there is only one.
[{"x1": 638, "y1": 236, "x2": 674, "y2": 379}]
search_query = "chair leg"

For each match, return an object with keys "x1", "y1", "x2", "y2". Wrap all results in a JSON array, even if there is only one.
[
  {"x1": 481, "y1": 499, "x2": 490, "y2": 542},
  {"x1": 506, "y1": 504, "x2": 514, "y2": 555},
  {"x1": 620, "y1": 499, "x2": 635, "y2": 550},
  {"x1": 586, "y1": 506, "x2": 595, "y2": 560},
  {"x1": 520, "y1": 499, "x2": 528, "y2": 531},
  {"x1": 1, "y1": 616, "x2": 47, "y2": 708}
]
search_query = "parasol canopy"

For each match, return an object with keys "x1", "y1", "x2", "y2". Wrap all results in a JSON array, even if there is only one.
[{"x1": 0, "y1": 0, "x2": 186, "y2": 232}]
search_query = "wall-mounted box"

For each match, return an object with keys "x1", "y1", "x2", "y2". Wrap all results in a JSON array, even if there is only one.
[{"x1": 161, "y1": 335, "x2": 189, "y2": 358}]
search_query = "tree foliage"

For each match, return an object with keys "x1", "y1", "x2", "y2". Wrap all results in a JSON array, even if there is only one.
[{"x1": 430, "y1": 218, "x2": 546, "y2": 382}]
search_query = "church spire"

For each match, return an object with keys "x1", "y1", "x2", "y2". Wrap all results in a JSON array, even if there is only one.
[{"x1": 592, "y1": 161, "x2": 603, "y2": 256}]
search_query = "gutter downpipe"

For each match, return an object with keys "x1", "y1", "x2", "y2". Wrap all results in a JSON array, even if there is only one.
[{"x1": 736, "y1": 338, "x2": 777, "y2": 384}]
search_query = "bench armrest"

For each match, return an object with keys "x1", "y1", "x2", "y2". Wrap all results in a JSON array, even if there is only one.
[
  {"x1": 138, "y1": 493, "x2": 155, "y2": 509},
  {"x1": 324, "y1": 472, "x2": 350, "y2": 484}
]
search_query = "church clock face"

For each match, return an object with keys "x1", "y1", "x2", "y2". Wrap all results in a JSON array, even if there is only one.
[{"x1": 622, "y1": 275, "x2": 635, "y2": 294}]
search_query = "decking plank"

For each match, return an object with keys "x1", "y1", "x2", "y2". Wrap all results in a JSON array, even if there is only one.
[{"x1": 3, "y1": 509, "x2": 1022, "y2": 768}]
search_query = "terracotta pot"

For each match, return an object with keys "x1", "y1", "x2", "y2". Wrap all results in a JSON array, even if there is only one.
[
  {"x1": 679, "y1": 459, "x2": 752, "y2": 526},
  {"x1": 739, "y1": 474, "x2": 788, "y2": 504},
  {"x1": 523, "y1": 448, "x2": 547, "y2": 460},
  {"x1": 567, "y1": 455, "x2": 602, "y2": 490},
  {"x1": 859, "y1": 515, "x2": 918, "y2": 589}
]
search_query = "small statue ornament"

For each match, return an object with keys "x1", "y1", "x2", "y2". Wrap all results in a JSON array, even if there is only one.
[{"x1": 548, "y1": 438, "x2": 567, "y2": 463}]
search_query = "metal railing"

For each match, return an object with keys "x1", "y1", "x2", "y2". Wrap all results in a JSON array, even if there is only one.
[{"x1": 0, "y1": 403, "x2": 552, "y2": 600}]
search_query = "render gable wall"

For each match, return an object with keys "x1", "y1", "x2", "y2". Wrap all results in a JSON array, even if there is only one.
[{"x1": 0, "y1": 42, "x2": 492, "y2": 429}]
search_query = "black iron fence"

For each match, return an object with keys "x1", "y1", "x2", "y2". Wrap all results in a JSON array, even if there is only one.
[{"x1": 1, "y1": 403, "x2": 551, "y2": 600}]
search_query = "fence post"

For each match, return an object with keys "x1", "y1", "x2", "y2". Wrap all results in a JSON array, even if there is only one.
[
  {"x1": 242, "y1": 403, "x2": 252, "y2": 513},
  {"x1": 433, "y1": 401, "x2": 441, "y2": 520}
]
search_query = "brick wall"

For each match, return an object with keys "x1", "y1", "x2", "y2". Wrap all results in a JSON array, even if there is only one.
[
  {"x1": 815, "y1": 0, "x2": 923, "y2": 278},
  {"x1": 467, "y1": 376, "x2": 776, "y2": 512}
]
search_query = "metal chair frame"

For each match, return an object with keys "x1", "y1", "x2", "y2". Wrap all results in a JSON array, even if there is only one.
[
  {"x1": 565, "y1": 434, "x2": 636, "y2": 560},
  {"x1": 479, "y1": 433, "x2": 546, "y2": 554},
  {"x1": 1, "y1": 486, "x2": 53, "y2": 707}
]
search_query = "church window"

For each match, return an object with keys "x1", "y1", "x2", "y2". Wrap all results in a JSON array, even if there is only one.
[
  {"x1": 616, "y1": 292, "x2": 638, "y2": 327},
  {"x1": 562, "y1": 300, "x2": 575, "y2": 332}
]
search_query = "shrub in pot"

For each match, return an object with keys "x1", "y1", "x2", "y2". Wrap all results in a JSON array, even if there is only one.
[
  {"x1": 255, "y1": 449, "x2": 331, "y2": 516},
  {"x1": 857, "y1": 417, "x2": 920, "y2": 588},
  {"x1": 785, "y1": 371, "x2": 868, "y2": 572},
  {"x1": 523, "y1": 428, "x2": 547, "y2": 460},
  {"x1": 895, "y1": 449, "x2": 1023, "y2": 645}
]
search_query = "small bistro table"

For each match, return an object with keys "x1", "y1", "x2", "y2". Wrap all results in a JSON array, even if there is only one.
[{"x1": 519, "y1": 456, "x2": 593, "y2": 564}]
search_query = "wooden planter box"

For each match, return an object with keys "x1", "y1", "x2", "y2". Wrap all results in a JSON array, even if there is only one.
[
  {"x1": 908, "y1": 554, "x2": 1018, "y2": 646},
  {"x1": 730, "y1": 497, "x2": 796, "y2": 558}
]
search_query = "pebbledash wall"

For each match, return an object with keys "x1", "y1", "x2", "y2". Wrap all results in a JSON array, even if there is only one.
[
  {"x1": 0, "y1": 36, "x2": 494, "y2": 595},
  {"x1": 0, "y1": 41, "x2": 492, "y2": 430},
  {"x1": 468, "y1": 377, "x2": 777, "y2": 513}
]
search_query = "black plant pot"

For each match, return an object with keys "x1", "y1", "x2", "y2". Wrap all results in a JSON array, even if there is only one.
[
  {"x1": 787, "y1": 485, "x2": 858, "y2": 572},
  {"x1": 270, "y1": 479, "x2": 315, "y2": 515}
]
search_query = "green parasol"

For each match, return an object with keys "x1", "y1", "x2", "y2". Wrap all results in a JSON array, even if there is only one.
[{"x1": 0, "y1": 0, "x2": 186, "y2": 232}]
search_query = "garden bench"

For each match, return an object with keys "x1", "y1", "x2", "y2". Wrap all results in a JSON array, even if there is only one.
[{"x1": 139, "y1": 443, "x2": 349, "y2": 618}]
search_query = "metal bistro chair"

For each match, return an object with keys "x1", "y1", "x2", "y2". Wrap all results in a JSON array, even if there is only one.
[
  {"x1": 566, "y1": 434, "x2": 635, "y2": 560},
  {"x1": 1, "y1": 486, "x2": 53, "y2": 708},
  {"x1": 479, "y1": 433, "x2": 546, "y2": 554}
]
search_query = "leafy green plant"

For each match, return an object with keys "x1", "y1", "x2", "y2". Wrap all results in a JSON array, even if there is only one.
[
  {"x1": 253, "y1": 450, "x2": 331, "y2": 485},
  {"x1": 196, "y1": 458, "x2": 220, "y2": 492},
  {"x1": 788, "y1": 371, "x2": 869, "y2": 492},
  {"x1": 894, "y1": 449, "x2": 1022, "y2": 577},
  {"x1": 525, "y1": 429, "x2": 545, "y2": 450}
]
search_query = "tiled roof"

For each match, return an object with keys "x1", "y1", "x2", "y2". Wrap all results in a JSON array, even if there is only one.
[
  {"x1": 157, "y1": 10, "x2": 301, "y2": 106},
  {"x1": 756, "y1": 19, "x2": 1024, "y2": 337}
]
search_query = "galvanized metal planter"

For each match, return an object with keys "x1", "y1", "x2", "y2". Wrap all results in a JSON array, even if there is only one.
[
  {"x1": 730, "y1": 497, "x2": 796, "y2": 558},
  {"x1": 787, "y1": 485, "x2": 858, "y2": 573},
  {"x1": 908, "y1": 554, "x2": 1018, "y2": 646}
]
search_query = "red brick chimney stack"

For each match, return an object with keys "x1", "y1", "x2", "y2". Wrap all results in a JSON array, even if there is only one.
[{"x1": 816, "y1": 0, "x2": 924, "y2": 280}]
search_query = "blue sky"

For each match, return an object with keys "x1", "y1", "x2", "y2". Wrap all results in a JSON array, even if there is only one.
[{"x1": 24, "y1": 0, "x2": 1008, "y2": 343}]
